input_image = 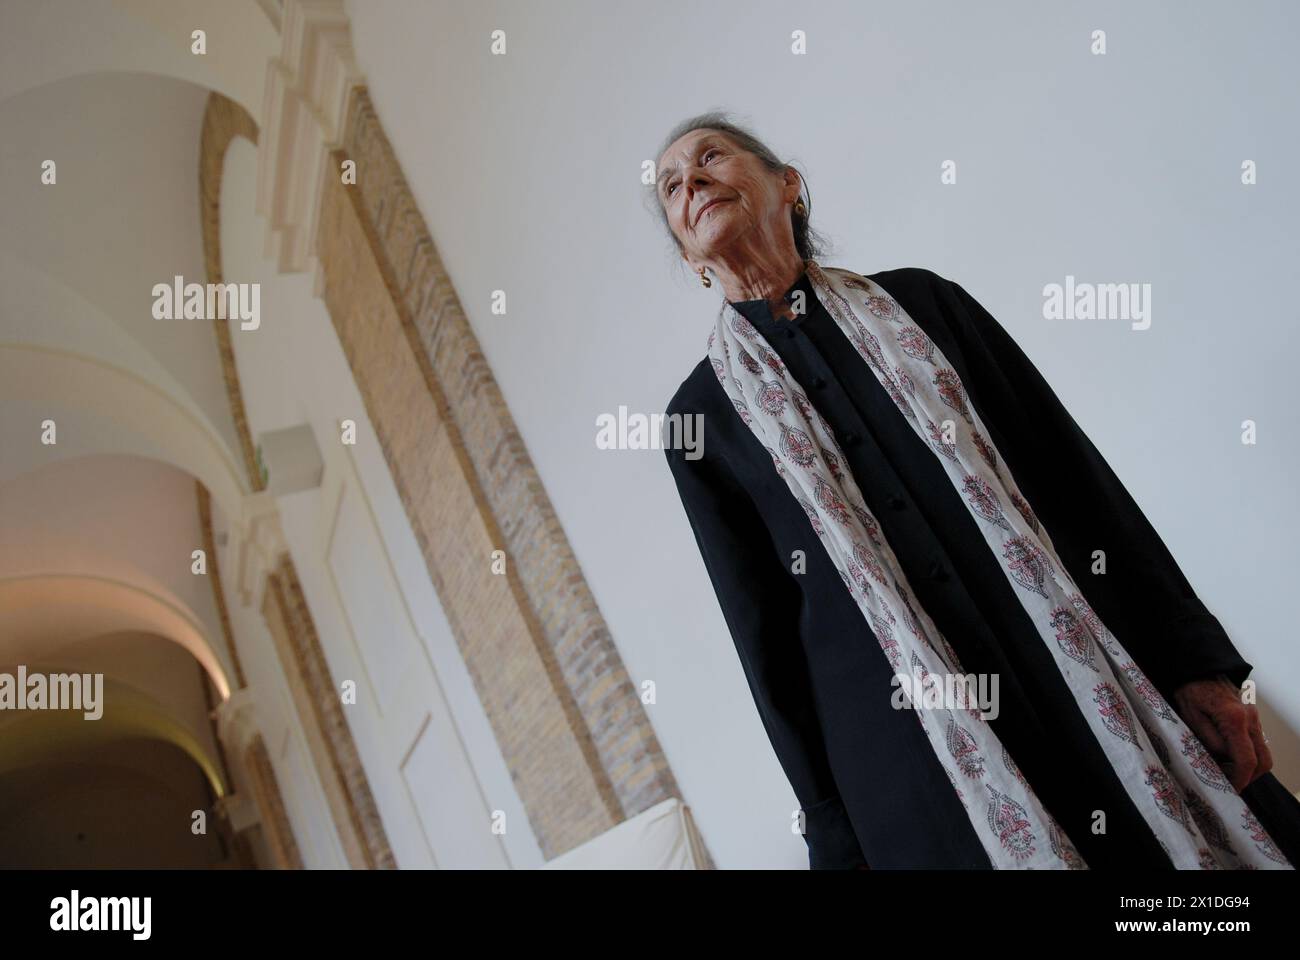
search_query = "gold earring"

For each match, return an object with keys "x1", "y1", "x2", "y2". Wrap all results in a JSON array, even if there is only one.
[
  {"x1": 794, "y1": 200, "x2": 807, "y2": 217},
  {"x1": 698, "y1": 267, "x2": 712, "y2": 288}
]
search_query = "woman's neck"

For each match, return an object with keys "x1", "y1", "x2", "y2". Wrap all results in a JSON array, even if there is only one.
[{"x1": 711, "y1": 246, "x2": 805, "y2": 309}]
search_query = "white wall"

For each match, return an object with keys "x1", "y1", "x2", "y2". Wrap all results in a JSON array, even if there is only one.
[
  {"x1": 219, "y1": 137, "x2": 543, "y2": 868},
  {"x1": 344, "y1": 0, "x2": 1300, "y2": 867}
]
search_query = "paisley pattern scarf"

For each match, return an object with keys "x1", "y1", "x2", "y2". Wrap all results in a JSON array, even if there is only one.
[{"x1": 705, "y1": 259, "x2": 1292, "y2": 870}]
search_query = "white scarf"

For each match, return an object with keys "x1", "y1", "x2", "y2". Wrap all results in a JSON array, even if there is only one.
[{"x1": 706, "y1": 259, "x2": 1292, "y2": 869}]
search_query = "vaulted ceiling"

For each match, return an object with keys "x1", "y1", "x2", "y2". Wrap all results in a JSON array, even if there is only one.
[{"x1": 0, "y1": 0, "x2": 282, "y2": 865}]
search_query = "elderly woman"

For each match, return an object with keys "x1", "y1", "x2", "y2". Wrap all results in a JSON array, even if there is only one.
[{"x1": 656, "y1": 111, "x2": 1300, "y2": 870}]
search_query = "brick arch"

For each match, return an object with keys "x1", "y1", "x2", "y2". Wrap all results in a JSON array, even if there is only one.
[{"x1": 199, "y1": 93, "x2": 264, "y2": 495}]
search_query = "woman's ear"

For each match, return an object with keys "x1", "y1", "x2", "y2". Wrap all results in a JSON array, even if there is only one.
[{"x1": 785, "y1": 168, "x2": 803, "y2": 204}]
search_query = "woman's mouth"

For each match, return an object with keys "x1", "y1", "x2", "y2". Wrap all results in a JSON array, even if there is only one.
[{"x1": 696, "y1": 198, "x2": 730, "y2": 224}]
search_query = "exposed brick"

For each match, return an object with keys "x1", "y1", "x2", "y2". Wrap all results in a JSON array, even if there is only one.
[{"x1": 310, "y1": 87, "x2": 707, "y2": 864}]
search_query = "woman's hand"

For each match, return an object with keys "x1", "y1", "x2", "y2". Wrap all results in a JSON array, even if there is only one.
[{"x1": 1172, "y1": 675, "x2": 1273, "y2": 792}]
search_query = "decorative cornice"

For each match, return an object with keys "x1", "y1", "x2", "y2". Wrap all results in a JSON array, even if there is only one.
[
  {"x1": 215, "y1": 687, "x2": 260, "y2": 755},
  {"x1": 216, "y1": 790, "x2": 261, "y2": 832},
  {"x1": 257, "y1": 0, "x2": 363, "y2": 273},
  {"x1": 235, "y1": 490, "x2": 289, "y2": 608}
]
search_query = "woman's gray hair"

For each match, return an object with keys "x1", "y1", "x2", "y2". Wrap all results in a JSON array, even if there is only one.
[{"x1": 647, "y1": 110, "x2": 831, "y2": 275}]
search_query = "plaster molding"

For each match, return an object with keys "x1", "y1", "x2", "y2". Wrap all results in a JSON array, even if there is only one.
[
  {"x1": 256, "y1": 0, "x2": 364, "y2": 273},
  {"x1": 215, "y1": 686, "x2": 260, "y2": 755},
  {"x1": 217, "y1": 790, "x2": 262, "y2": 832},
  {"x1": 234, "y1": 490, "x2": 289, "y2": 608}
]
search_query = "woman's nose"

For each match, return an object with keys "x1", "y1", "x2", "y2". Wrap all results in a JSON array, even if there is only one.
[{"x1": 683, "y1": 170, "x2": 714, "y2": 201}]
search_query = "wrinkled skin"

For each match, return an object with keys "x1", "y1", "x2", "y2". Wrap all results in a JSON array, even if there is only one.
[
  {"x1": 1173, "y1": 674, "x2": 1272, "y2": 792},
  {"x1": 657, "y1": 127, "x2": 805, "y2": 313}
]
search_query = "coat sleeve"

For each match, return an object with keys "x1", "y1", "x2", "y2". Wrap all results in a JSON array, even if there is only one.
[
  {"x1": 664, "y1": 412, "x2": 868, "y2": 869},
  {"x1": 933, "y1": 273, "x2": 1252, "y2": 700}
]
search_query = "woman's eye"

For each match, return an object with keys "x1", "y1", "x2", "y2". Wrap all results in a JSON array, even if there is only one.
[{"x1": 665, "y1": 150, "x2": 719, "y2": 198}]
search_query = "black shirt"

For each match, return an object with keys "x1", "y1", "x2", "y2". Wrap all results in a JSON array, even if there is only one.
[{"x1": 664, "y1": 266, "x2": 1300, "y2": 869}]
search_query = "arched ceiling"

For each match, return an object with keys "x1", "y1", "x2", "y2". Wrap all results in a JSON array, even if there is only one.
[
  {"x1": 0, "y1": 0, "x2": 278, "y2": 118},
  {"x1": 0, "y1": 2, "x2": 281, "y2": 517},
  {"x1": 0, "y1": 8, "x2": 280, "y2": 704},
  {"x1": 0, "y1": 1, "x2": 284, "y2": 863},
  {"x1": 0, "y1": 674, "x2": 225, "y2": 795},
  {"x1": 0, "y1": 73, "x2": 245, "y2": 500},
  {"x1": 0, "y1": 738, "x2": 229, "y2": 868},
  {"x1": 0, "y1": 452, "x2": 240, "y2": 692}
]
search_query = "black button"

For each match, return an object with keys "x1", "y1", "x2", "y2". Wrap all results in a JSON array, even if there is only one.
[
  {"x1": 927, "y1": 560, "x2": 949, "y2": 582},
  {"x1": 812, "y1": 377, "x2": 827, "y2": 389},
  {"x1": 843, "y1": 432, "x2": 860, "y2": 446},
  {"x1": 784, "y1": 327, "x2": 797, "y2": 339},
  {"x1": 887, "y1": 494, "x2": 906, "y2": 510}
]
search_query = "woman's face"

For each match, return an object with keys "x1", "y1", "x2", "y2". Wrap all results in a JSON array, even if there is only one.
[{"x1": 656, "y1": 129, "x2": 796, "y2": 270}]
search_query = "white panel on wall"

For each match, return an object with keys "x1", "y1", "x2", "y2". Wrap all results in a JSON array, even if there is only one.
[
  {"x1": 325, "y1": 485, "x2": 427, "y2": 742},
  {"x1": 321, "y1": 474, "x2": 510, "y2": 868},
  {"x1": 401, "y1": 712, "x2": 512, "y2": 869},
  {"x1": 271, "y1": 694, "x2": 346, "y2": 869}
]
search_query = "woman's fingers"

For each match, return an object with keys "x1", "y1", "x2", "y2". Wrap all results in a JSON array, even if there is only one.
[{"x1": 1243, "y1": 707, "x2": 1273, "y2": 786}]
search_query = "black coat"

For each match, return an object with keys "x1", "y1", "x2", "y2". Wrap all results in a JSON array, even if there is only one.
[{"x1": 664, "y1": 266, "x2": 1300, "y2": 869}]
